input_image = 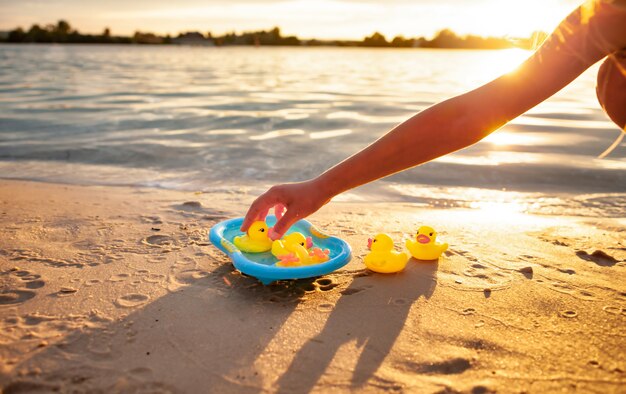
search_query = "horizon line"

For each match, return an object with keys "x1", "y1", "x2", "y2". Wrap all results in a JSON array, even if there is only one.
[{"x1": 0, "y1": 21, "x2": 547, "y2": 42}]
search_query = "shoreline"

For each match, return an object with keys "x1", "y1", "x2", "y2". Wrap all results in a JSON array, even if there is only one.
[
  {"x1": 2, "y1": 173, "x2": 625, "y2": 218},
  {"x1": 0, "y1": 179, "x2": 624, "y2": 392}
]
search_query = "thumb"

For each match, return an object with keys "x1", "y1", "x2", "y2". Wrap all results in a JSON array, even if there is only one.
[
  {"x1": 240, "y1": 205, "x2": 269, "y2": 232},
  {"x1": 270, "y1": 209, "x2": 299, "y2": 240}
]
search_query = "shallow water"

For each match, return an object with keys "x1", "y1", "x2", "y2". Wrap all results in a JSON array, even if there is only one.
[{"x1": 0, "y1": 45, "x2": 624, "y2": 214}]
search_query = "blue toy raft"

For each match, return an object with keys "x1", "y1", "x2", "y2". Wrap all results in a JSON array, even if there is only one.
[{"x1": 209, "y1": 215, "x2": 351, "y2": 285}]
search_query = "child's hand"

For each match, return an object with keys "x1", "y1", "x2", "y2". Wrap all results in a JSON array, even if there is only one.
[{"x1": 241, "y1": 180, "x2": 331, "y2": 240}]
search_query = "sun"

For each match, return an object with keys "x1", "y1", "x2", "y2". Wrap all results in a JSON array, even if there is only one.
[{"x1": 446, "y1": 0, "x2": 577, "y2": 38}]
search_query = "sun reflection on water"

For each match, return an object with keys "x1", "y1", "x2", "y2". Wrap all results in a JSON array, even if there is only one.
[
  {"x1": 1, "y1": 46, "x2": 622, "y2": 194},
  {"x1": 482, "y1": 132, "x2": 542, "y2": 146}
]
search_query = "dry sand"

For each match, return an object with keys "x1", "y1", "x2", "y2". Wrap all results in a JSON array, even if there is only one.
[{"x1": 0, "y1": 179, "x2": 624, "y2": 393}]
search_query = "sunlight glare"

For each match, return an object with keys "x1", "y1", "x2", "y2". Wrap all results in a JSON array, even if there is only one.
[
  {"x1": 469, "y1": 200, "x2": 527, "y2": 214},
  {"x1": 471, "y1": 48, "x2": 530, "y2": 84},
  {"x1": 483, "y1": 131, "x2": 542, "y2": 146}
]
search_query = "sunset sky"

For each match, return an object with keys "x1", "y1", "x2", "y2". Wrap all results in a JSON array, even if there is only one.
[{"x1": 1, "y1": 0, "x2": 582, "y2": 39}]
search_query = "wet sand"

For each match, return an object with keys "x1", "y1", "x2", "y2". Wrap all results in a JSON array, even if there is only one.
[{"x1": 0, "y1": 179, "x2": 624, "y2": 393}]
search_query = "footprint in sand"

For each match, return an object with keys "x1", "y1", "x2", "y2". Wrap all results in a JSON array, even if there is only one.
[
  {"x1": 23, "y1": 280, "x2": 45, "y2": 289},
  {"x1": 300, "y1": 282, "x2": 318, "y2": 293},
  {"x1": 143, "y1": 273, "x2": 166, "y2": 283},
  {"x1": 142, "y1": 234, "x2": 177, "y2": 249},
  {"x1": 0, "y1": 290, "x2": 36, "y2": 305},
  {"x1": 56, "y1": 287, "x2": 79, "y2": 297},
  {"x1": 172, "y1": 269, "x2": 210, "y2": 285},
  {"x1": 148, "y1": 255, "x2": 168, "y2": 264},
  {"x1": 104, "y1": 254, "x2": 124, "y2": 263},
  {"x1": 108, "y1": 273, "x2": 130, "y2": 282},
  {"x1": 575, "y1": 250, "x2": 619, "y2": 267},
  {"x1": 559, "y1": 310, "x2": 578, "y2": 318},
  {"x1": 314, "y1": 278, "x2": 339, "y2": 292},
  {"x1": 316, "y1": 303, "x2": 334, "y2": 313},
  {"x1": 461, "y1": 308, "x2": 476, "y2": 316},
  {"x1": 602, "y1": 306, "x2": 626, "y2": 316},
  {"x1": 407, "y1": 357, "x2": 472, "y2": 375},
  {"x1": 115, "y1": 293, "x2": 150, "y2": 308},
  {"x1": 577, "y1": 290, "x2": 597, "y2": 300},
  {"x1": 272, "y1": 278, "x2": 341, "y2": 295},
  {"x1": 181, "y1": 256, "x2": 197, "y2": 265},
  {"x1": 0, "y1": 269, "x2": 46, "y2": 305}
]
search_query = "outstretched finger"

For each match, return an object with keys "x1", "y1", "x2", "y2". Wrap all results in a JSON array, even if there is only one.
[
  {"x1": 241, "y1": 200, "x2": 271, "y2": 232},
  {"x1": 270, "y1": 208, "x2": 300, "y2": 240}
]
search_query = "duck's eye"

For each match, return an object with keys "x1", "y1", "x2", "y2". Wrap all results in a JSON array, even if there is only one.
[
  {"x1": 373, "y1": 239, "x2": 377, "y2": 242},
  {"x1": 260, "y1": 228, "x2": 265, "y2": 232},
  {"x1": 429, "y1": 232, "x2": 433, "y2": 236},
  {"x1": 300, "y1": 242, "x2": 305, "y2": 246}
]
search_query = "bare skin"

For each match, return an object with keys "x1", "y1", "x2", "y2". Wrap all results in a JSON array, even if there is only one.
[{"x1": 242, "y1": 0, "x2": 626, "y2": 239}]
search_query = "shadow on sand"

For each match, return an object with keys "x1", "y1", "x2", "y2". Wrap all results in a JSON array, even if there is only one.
[
  {"x1": 277, "y1": 259, "x2": 438, "y2": 393},
  {"x1": 3, "y1": 257, "x2": 437, "y2": 393},
  {"x1": 3, "y1": 262, "x2": 312, "y2": 393}
]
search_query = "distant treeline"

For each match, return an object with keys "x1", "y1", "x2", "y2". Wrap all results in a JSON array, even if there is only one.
[{"x1": 0, "y1": 20, "x2": 547, "y2": 49}]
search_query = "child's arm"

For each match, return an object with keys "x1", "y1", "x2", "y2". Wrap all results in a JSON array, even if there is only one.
[{"x1": 242, "y1": 0, "x2": 626, "y2": 238}]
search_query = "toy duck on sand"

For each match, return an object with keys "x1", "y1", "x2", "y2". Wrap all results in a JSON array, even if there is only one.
[
  {"x1": 364, "y1": 233, "x2": 409, "y2": 273},
  {"x1": 233, "y1": 221, "x2": 273, "y2": 253},
  {"x1": 272, "y1": 232, "x2": 330, "y2": 267},
  {"x1": 406, "y1": 226, "x2": 448, "y2": 260}
]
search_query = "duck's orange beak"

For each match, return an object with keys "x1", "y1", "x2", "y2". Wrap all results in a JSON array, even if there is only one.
[
  {"x1": 306, "y1": 236, "x2": 313, "y2": 249},
  {"x1": 417, "y1": 234, "x2": 430, "y2": 244},
  {"x1": 367, "y1": 238, "x2": 373, "y2": 250}
]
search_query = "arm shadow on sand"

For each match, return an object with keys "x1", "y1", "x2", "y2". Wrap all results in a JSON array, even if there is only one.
[
  {"x1": 5, "y1": 261, "x2": 316, "y2": 393},
  {"x1": 276, "y1": 259, "x2": 438, "y2": 393},
  {"x1": 4, "y1": 247, "x2": 436, "y2": 393}
]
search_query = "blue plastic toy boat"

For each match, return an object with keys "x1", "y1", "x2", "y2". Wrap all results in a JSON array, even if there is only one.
[{"x1": 209, "y1": 215, "x2": 352, "y2": 285}]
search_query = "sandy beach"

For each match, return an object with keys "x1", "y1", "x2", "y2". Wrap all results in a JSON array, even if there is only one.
[
  {"x1": 2, "y1": 7, "x2": 626, "y2": 392},
  {"x1": 0, "y1": 179, "x2": 624, "y2": 393}
]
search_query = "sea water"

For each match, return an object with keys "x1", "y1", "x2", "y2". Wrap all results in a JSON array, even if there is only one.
[{"x1": 0, "y1": 45, "x2": 624, "y2": 216}]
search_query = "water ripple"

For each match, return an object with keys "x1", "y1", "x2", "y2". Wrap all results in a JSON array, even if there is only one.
[{"x1": 0, "y1": 44, "x2": 623, "y2": 197}]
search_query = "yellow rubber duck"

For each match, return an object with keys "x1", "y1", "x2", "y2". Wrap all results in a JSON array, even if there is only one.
[
  {"x1": 364, "y1": 233, "x2": 409, "y2": 273},
  {"x1": 233, "y1": 221, "x2": 273, "y2": 253},
  {"x1": 405, "y1": 226, "x2": 448, "y2": 260},
  {"x1": 272, "y1": 232, "x2": 329, "y2": 267},
  {"x1": 272, "y1": 232, "x2": 310, "y2": 258}
]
